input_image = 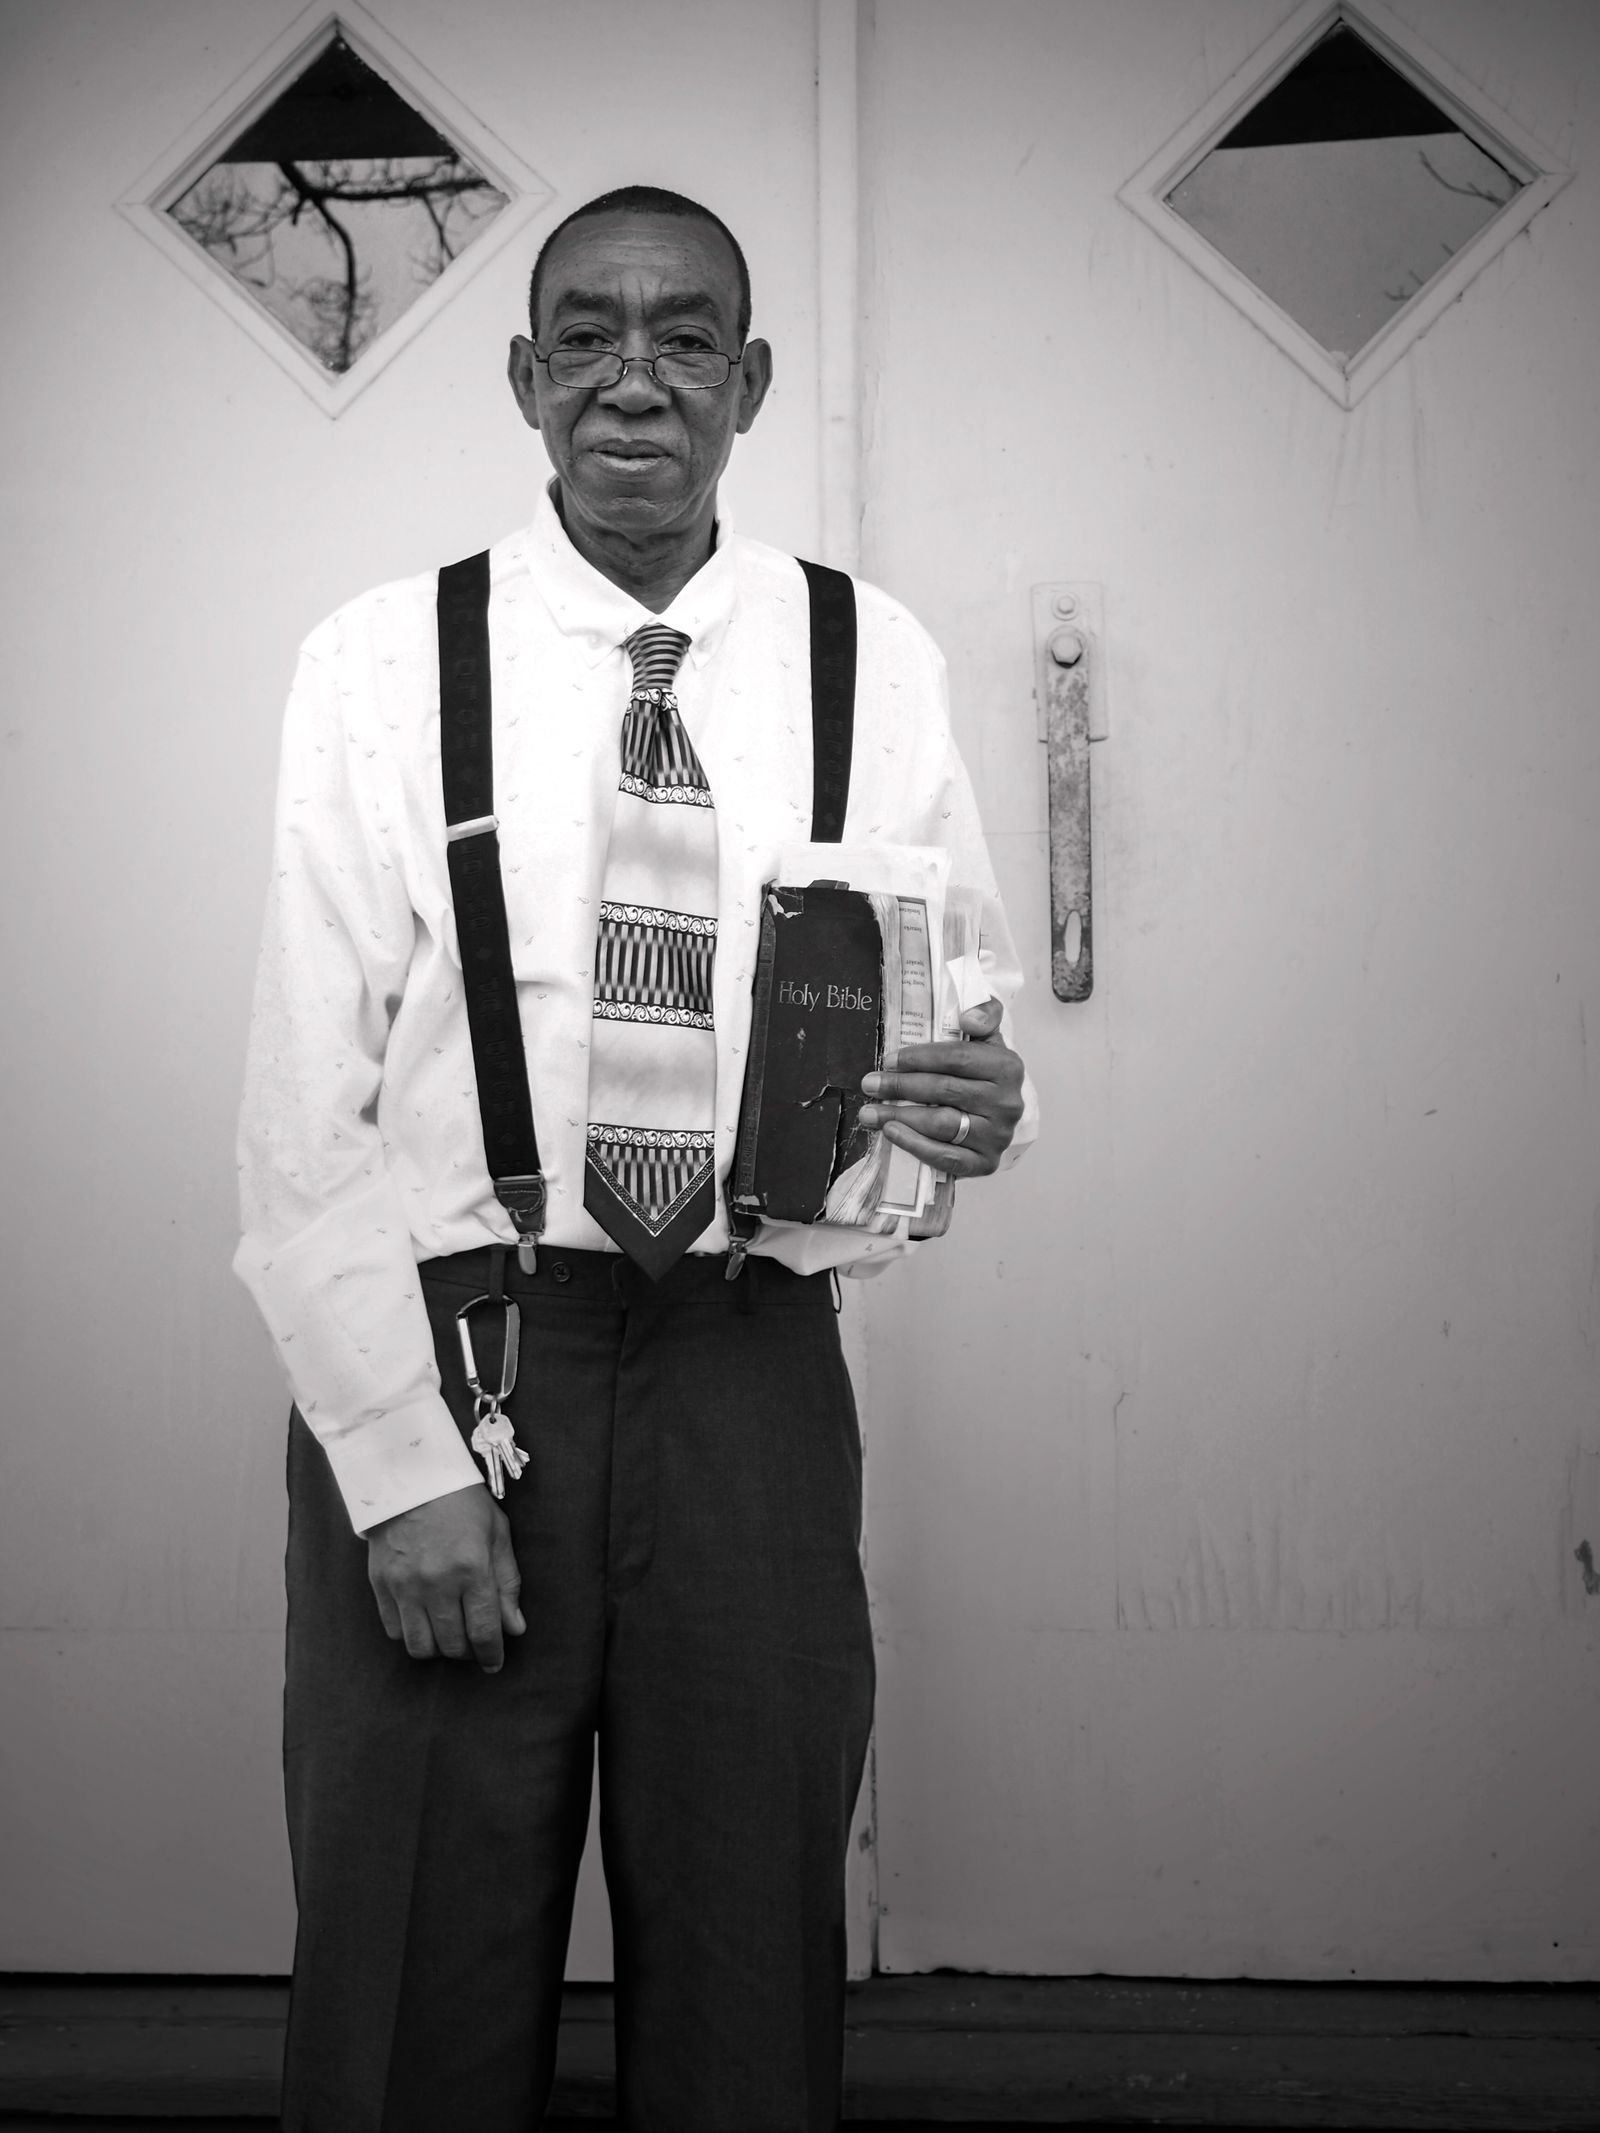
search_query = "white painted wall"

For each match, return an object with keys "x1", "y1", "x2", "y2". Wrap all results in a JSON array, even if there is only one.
[
  {"x1": 856, "y1": 0, "x2": 1600, "y2": 1977},
  {"x1": 0, "y1": 0, "x2": 825, "y2": 1970}
]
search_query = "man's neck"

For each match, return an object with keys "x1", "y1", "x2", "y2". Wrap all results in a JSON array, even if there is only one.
[{"x1": 553, "y1": 488, "x2": 717, "y2": 615}]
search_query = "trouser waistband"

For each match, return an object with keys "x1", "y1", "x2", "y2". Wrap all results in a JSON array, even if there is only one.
[{"x1": 417, "y1": 1241, "x2": 834, "y2": 1307}]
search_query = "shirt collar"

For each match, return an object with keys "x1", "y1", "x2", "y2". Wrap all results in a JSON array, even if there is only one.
[{"x1": 518, "y1": 479, "x2": 738, "y2": 670}]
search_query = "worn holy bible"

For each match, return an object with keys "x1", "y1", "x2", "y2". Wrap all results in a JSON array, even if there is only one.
[
  {"x1": 729, "y1": 871, "x2": 978, "y2": 1238},
  {"x1": 729, "y1": 883, "x2": 884, "y2": 1226}
]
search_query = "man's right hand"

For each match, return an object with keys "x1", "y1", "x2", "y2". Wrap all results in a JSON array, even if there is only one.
[{"x1": 366, "y1": 1485, "x2": 525, "y2": 1673}]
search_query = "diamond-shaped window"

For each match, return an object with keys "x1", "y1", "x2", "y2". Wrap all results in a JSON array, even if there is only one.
[
  {"x1": 121, "y1": 6, "x2": 549, "y2": 413},
  {"x1": 1118, "y1": 1, "x2": 1570, "y2": 406},
  {"x1": 168, "y1": 36, "x2": 507, "y2": 377}
]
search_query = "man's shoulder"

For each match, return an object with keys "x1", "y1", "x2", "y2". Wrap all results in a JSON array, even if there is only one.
[
  {"x1": 298, "y1": 531, "x2": 530, "y2": 663},
  {"x1": 727, "y1": 534, "x2": 942, "y2": 663}
]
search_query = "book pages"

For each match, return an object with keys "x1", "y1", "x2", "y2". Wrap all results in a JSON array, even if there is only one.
[
  {"x1": 909, "y1": 883, "x2": 986, "y2": 1240},
  {"x1": 873, "y1": 895, "x2": 935, "y2": 1218}
]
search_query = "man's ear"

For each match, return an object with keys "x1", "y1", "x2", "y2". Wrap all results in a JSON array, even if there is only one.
[
  {"x1": 507, "y1": 335, "x2": 542, "y2": 432},
  {"x1": 735, "y1": 338, "x2": 773, "y2": 435}
]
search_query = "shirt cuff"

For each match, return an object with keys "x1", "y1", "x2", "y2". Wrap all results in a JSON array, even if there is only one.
[{"x1": 309, "y1": 1392, "x2": 487, "y2": 1535}]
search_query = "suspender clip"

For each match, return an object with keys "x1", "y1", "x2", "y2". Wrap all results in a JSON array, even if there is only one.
[
  {"x1": 495, "y1": 1173, "x2": 547, "y2": 1275},
  {"x1": 724, "y1": 1191, "x2": 762, "y2": 1281}
]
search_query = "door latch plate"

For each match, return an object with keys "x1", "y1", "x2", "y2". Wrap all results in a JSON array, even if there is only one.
[{"x1": 1032, "y1": 583, "x2": 1105, "y2": 1002}]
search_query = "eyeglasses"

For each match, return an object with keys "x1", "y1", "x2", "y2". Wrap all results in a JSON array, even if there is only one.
[{"x1": 534, "y1": 347, "x2": 741, "y2": 391}]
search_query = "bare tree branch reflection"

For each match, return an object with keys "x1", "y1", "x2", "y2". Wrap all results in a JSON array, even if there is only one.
[
  {"x1": 1382, "y1": 144, "x2": 1518, "y2": 307},
  {"x1": 170, "y1": 156, "x2": 504, "y2": 372},
  {"x1": 1416, "y1": 145, "x2": 1518, "y2": 211}
]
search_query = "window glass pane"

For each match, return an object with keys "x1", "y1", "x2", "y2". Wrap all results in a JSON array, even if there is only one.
[
  {"x1": 167, "y1": 34, "x2": 507, "y2": 374},
  {"x1": 1165, "y1": 24, "x2": 1522, "y2": 362}
]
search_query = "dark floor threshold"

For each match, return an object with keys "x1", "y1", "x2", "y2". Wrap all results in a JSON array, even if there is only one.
[{"x1": 1, "y1": 1973, "x2": 1596, "y2": 2128}]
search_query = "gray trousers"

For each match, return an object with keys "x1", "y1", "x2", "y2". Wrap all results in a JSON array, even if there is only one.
[{"x1": 280, "y1": 1244, "x2": 875, "y2": 2132}]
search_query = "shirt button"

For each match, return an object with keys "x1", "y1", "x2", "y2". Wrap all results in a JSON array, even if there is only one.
[{"x1": 551, "y1": 1261, "x2": 572, "y2": 1284}]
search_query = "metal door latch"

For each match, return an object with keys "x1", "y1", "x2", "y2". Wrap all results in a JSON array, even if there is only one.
[{"x1": 1032, "y1": 583, "x2": 1107, "y2": 1002}]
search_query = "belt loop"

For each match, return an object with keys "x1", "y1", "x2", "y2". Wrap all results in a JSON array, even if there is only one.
[{"x1": 488, "y1": 1244, "x2": 507, "y2": 1302}]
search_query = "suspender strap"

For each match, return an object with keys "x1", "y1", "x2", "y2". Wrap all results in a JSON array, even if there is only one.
[
  {"x1": 437, "y1": 550, "x2": 546, "y2": 1265},
  {"x1": 797, "y1": 558, "x2": 856, "y2": 842}
]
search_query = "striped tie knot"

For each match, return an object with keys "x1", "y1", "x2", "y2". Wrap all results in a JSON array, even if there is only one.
[{"x1": 626, "y1": 623, "x2": 691, "y2": 697}]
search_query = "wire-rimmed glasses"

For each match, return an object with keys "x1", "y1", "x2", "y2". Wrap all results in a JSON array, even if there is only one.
[{"x1": 534, "y1": 346, "x2": 741, "y2": 390}]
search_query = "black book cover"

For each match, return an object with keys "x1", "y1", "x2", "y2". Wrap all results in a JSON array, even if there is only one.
[{"x1": 731, "y1": 884, "x2": 885, "y2": 1224}]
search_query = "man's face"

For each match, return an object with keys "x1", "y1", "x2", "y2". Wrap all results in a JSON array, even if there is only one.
[{"x1": 508, "y1": 211, "x2": 771, "y2": 548}]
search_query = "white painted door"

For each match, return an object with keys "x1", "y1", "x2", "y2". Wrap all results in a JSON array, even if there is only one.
[
  {"x1": 0, "y1": 0, "x2": 830, "y2": 1974},
  {"x1": 6, "y1": 0, "x2": 1598, "y2": 1993},
  {"x1": 855, "y1": 0, "x2": 1600, "y2": 1978}
]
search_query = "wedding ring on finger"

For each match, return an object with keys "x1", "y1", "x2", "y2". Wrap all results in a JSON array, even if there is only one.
[{"x1": 951, "y1": 1110, "x2": 973, "y2": 1147}]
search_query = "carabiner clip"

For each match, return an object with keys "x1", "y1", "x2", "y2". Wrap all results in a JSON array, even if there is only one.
[{"x1": 454, "y1": 1294, "x2": 529, "y2": 1498}]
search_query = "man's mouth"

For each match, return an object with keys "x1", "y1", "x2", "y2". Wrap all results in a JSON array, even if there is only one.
[{"x1": 591, "y1": 441, "x2": 669, "y2": 468}]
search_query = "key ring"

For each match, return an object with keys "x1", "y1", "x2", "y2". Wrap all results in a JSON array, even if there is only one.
[{"x1": 455, "y1": 1293, "x2": 529, "y2": 1498}]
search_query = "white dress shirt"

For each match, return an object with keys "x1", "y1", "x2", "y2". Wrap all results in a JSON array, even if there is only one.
[{"x1": 235, "y1": 485, "x2": 1036, "y2": 1533}]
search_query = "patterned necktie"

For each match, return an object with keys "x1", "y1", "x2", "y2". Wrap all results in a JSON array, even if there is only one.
[{"x1": 583, "y1": 623, "x2": 719, "y2": 1278}]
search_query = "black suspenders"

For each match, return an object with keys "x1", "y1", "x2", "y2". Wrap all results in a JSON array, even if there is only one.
[
  {"x1": 796, "y1": 557, "x2": 855, "y2": 841},
  {"x1": 436, "y1": 551, "x2": 856, "y2": 1270},
  {"x1": 437, "y1": 550, "x2": 548, "y2": 1269}
]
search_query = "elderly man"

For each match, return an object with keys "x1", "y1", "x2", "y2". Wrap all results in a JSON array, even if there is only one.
[{"x1": 237, "y1": 184, "x2": 1032, "y2": 2132}]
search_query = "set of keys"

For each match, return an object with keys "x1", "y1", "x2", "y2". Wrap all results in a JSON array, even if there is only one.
[{"x1": 455, "y1": 1290, "x2": 529, "y2": 1499}]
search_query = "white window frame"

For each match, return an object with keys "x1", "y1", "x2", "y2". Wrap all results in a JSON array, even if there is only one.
[
  {"x1": 117, "y1": 0, "x2": 552, "y2": 418},
  {"x1": 1116, "y1": 0, "x2": 1571, "y2": 409}
]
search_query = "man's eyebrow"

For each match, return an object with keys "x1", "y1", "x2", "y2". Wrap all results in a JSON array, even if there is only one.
[
  {"x1": 548, "y1": 289, "x2": 621, "y2": 317},
  {"x1": 649, "y1": 291, "x2": 724, "y2": 319},
  {"x1": 548, "y1": 288, "x2": 728, "y2": 321}
]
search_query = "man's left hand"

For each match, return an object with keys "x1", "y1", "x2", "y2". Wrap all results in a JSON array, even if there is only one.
[{"x1": 857, "y1": 996, "x2": 1025, "y2": 1176}]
